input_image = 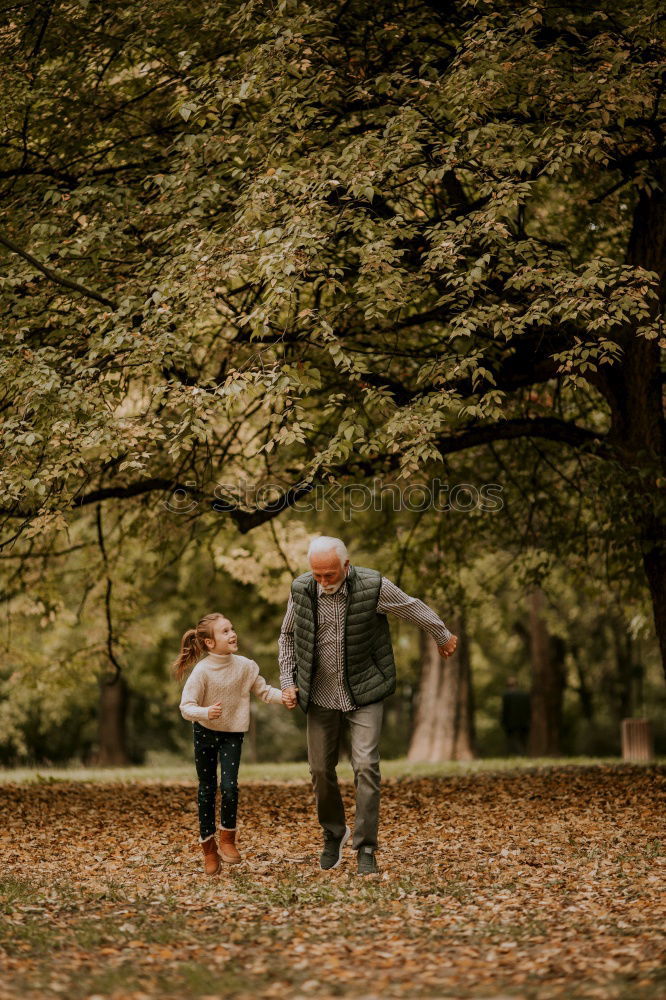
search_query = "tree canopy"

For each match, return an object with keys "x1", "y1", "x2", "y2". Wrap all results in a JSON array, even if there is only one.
[{"x1": 1, "y1": 0, "x2": 665, "y2": 739}]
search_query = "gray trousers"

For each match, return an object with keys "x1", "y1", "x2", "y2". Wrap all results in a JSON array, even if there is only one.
[{"x1": 306, "y1": 701, "x2": 383, "y2": 851}]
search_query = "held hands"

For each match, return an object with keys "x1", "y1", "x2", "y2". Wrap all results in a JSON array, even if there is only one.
[
  {"x1": 207, "y1": 702, "x2": 223, "y2": 720},
  {"x1": 437, "y1": 634, "x2": 458, "y2": 659},
  {"x1": 281, "y1": 686, "x2": 298, "y2": 710}
]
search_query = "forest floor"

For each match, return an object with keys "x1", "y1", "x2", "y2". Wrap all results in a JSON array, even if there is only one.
[{"x1": 0, "y1": 763, "x2": 663, "y2": 1000}]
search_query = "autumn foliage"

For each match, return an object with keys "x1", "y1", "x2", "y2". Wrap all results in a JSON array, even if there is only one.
[{"x1": 0, "y1": 765, "x2": 664, "y2": 999}]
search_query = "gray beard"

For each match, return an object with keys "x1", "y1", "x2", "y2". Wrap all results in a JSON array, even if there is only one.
[{"x1": 320, "y1": 578, "x2": 345, "y2": 594}]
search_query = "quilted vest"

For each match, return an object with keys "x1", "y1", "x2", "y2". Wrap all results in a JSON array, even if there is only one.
[{"x1": 290, "y1": 565, "x2": 396, "y2": 711}]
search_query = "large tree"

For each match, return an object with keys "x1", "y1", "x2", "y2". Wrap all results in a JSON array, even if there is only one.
[{"x1": 1, "y1": 2, "x2": 664, "y2": 675}]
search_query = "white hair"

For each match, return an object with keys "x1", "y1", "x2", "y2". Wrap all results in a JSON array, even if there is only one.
[{"x1": 307, "y1": 536, "x2": 348, "y2": 565}]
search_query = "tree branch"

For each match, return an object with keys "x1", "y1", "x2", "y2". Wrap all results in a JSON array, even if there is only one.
[
  {"x1": 0, "y1": 419, "x2": 611, "y2": 539},
  {"x1": 0, "y1": 475, "x2": 316, "y2": 536},
  {"x1": 434, "y1": 416, "x2": 611, "y2": 458},
  {"x1": 0, "y1": 232, "x2": 116, "y2": 308}
]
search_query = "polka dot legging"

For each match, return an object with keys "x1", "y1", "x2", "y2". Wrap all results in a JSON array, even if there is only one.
[{"x1": 193, "y1": 722, "x2": 244, "y2": 841}]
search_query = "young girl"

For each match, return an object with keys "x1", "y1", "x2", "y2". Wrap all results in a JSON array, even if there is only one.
[{"x1": 173, "y1": 612, "x2": 286, "y2": 875}]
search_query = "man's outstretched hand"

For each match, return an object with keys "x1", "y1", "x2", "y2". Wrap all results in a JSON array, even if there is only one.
[
  {"x1": 438, "y1": 635, "x2": 458, "y2": 658},
  {"x1": 282, "y1": 686, "x2": 298, "y2": 709}
]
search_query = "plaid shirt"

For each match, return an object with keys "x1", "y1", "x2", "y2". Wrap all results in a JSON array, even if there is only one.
[{"x1": 278, "y1": 568, "x2": 453, "y2": 710}]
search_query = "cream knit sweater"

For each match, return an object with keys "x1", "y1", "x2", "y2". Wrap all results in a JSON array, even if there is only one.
[{"x1": 179, "y1": 652, "x2": 282, "y2": 732}]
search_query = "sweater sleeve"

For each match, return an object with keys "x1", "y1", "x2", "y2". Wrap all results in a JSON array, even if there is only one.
[
  {"x1": 249, "y1": 662, "x2": 283, "y2": 705},
  {"x1": 179, "y1": 667, "x2": 211, "y2": 722}
]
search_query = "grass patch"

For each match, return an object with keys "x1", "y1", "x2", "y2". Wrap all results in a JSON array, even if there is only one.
[
  {"x1": 68, "y1": 961, "x2": 146, "y2": 997},
  {"x1": 1, "y1": 755, "x2": 662, "y2": 785},
  {"x1": 171, "y1": 959, "x2": 273, "y2": 996},
  {"x1": 0, "y1": 875, "x2": 40, "y2": 913},
  {"x1": 0, "y1": 914, "x2": 64, "y2": 956}
]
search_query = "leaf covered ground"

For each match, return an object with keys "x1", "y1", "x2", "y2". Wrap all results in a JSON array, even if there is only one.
[{"x1": 0, "y1": 765, "x2": 664, "y2": 1000}]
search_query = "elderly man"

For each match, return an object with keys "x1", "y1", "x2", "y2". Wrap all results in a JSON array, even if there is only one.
[{"x1": 279, "y1": 536, "x2": 458, "y2": 875}]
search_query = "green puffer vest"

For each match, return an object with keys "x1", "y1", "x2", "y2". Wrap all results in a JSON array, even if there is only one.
[{"x1": 290, "y1": 565, "x2": 396, "y2": 712}]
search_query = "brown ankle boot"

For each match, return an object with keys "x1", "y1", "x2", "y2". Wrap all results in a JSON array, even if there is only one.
[
  {"x1": 201, "y1": 836, "x2": 220, "y2": 875},
  {"x1": 218, "y1": 828, "x2": 241, "y2": 864}
]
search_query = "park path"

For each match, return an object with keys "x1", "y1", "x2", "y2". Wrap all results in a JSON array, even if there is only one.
[{"x1": 0, "y1": 766, "x2": 664, "y2": 999}]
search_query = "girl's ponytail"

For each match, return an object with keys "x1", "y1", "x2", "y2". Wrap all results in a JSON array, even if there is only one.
[{"x1": 172, "y1": 613, "x2": 225, "y2": 681}]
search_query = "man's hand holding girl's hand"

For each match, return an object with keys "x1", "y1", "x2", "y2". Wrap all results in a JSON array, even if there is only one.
[
  {"x1": 437, "y1": 634, "x2": 458, "y2": 658},
  {"x1": 207, "y1": 701, "x2": 223, "y2": 720},
  {"x1": 281, "y1": 686, "x2": 298, "y2": 710}
]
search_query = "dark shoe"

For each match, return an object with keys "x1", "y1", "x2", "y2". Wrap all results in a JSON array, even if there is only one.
[
  {"x1": 357, "y1": 846, "x2": 378, "y2": 875},
  {"x1": 319, "y1": 825, "x2": 350, "y2": 870}
]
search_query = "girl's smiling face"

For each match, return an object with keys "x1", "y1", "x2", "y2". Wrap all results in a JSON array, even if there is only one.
[{"x1": 206, "y1": 617, "x2": 238, "y2": 655}]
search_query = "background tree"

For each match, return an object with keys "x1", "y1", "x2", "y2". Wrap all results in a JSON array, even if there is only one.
[{"x1": 1, "y1": 1, "x2": 665, "y2": 763}]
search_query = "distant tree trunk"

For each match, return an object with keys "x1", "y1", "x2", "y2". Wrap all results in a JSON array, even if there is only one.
[
  {"x1": 408, "y1": 632, "x2": 442, "y2": 762},
  {"x1": 97, "y1": 674, "x2": 130, "y2": 766},
  {"x1": 570, "y1": 649, "x2": 594, "y2": 722},
  {"x1": 611, "y1": 623, "x2": 645, "y2": 721},
  {"x1": 246, "y1": 707, "x2": 257, "y2": 763},
  {"x1": 408, "y1": 611, "x2": 475, "y2": 762},
  {"x1": 594, "y1": 167, "x2": 666, "y2": 682},
  {"x1": 392, "y1": 682, "x2": 407, "y2": 747},
  {"x1": 643, "y1": 545, "x2": 666, "y2": 683},
  {"x1": 528, "y1": 586, "x2": 566, "y2": 757}
]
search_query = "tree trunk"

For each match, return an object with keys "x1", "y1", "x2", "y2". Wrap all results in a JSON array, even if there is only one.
[
  {"x1": 596, "y1": 166, "x2": 666, "y2": 679},
  {"x1": 444, "y1": 609, "x2": 475, "y2": 760},
  {"x1": 407, "y1": 612, "x2": 475, "y2": 762},
  {"x1": 571, "y1": 649, "x2": 594, "y2": 722},
  {"x1": 528, "y1": 586, "x2": 565, "y2": 757},
  {"x1": 407, "y1": 631, "x2": 442, "y2": 762},
  {"x1": 643, "y1": 545, "x2": 666, "y2": 681},
  {"x1": 245, "y1": 707, "x2": 257, "y2": 763},
  {"x1": 458, "y1": 611, "x2": 476, "y2": 757},
  {"x1": 97, "y1": 673, "x2": 130, "y2": 766},
  {"x1": 613, "y1": 624, "x2": 633, "y2": 720},
  {"x1": 611, "y1": 623, "x2": 646, "y2": 722}
]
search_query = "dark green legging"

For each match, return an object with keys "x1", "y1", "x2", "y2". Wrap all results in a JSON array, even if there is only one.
[{"x1": 192, "y1": 722, "x2": 244, "y2": 842}]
